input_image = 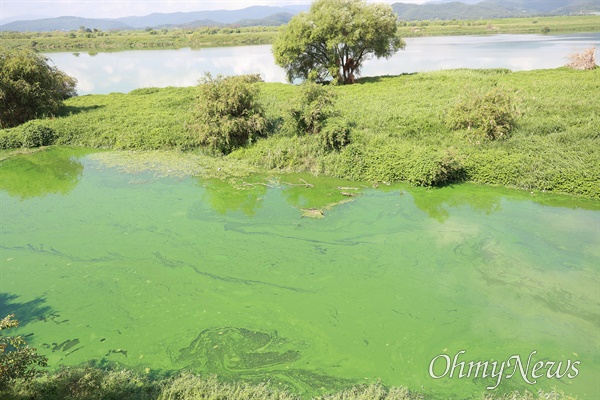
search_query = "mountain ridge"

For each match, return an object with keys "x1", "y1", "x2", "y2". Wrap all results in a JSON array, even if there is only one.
[{"x1": 1, "y1": 1, "x2": 598, "y2": 32}]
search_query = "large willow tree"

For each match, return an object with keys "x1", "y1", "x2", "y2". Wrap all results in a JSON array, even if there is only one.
[{"x1": 272, "y1": 0, "x2": 405, "y2": 84}]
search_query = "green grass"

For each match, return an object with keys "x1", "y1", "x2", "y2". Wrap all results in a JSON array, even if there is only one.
[
  {"x1": 0, "y1": 26, "x2": 279, "y2": 52},
  {"x1": 0, "y1": 16, "x2": 597, "y2": 52},
  {"x1": 1, "y1": 67, "x2": 599, "y2": 199},
  {"x1": 398, "y1": 15, "x2": 600, "y2": 37}
]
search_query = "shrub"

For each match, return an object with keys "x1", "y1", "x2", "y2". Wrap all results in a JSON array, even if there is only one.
[
  {"x1": 19, "y1": 124, "x2": 57, "y2": 148},
  {"x1": 445, "y1": 86, "x2": 518, "y2": 141},
  {"x1": 283, "y1": 82, "x2": 351, "y2": 151},
  {"x1": 319, "y1": 118, "x2": 351, "y2": 151},
  {"x1": 329, "y1": 142, "x2": 464, "y2": 187},
  {"x1": 0, "y1": 314, "x2": 47, "y2": 390},
  {"x1": 189, "y1": 73, "x2": 266, "y2": 154},
  {"x1": 0, "y1": 50, "x2": 77, "y2": 128},
  {"x1": 0, "y1": 129, "x2": 22, "y2": 149},
  {"x1": 565, "y1": 47, "x2": 597, "y2": 70},
  {"x1": 284, "y1": 82, "x2": 336, "y2": 135}
]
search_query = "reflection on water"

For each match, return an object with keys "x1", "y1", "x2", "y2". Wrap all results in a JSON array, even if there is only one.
[
  {"x1": 198, "y1": 177, "x2": 268, "y2": 216},
  {"x1": 0, "y1": 147, "x2": 87, "y2": 199},
  {"x1": 1, "y1": 148, "x2": 598, "y2": 398},
  {"x1": 46, "y1": 46, "x2": 288, "y2": 95},
  {"x1": 44, "y1": 33, "x2": 599, "y2": 95}
]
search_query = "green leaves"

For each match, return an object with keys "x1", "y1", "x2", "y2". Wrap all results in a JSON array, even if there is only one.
[
  {"x1": 0, "y1": 314, "x2": 48, "y2": 389},
  {"x1": 445, "y1": 86, "x2": 519, "y2": 141},
  {"x1": 189, "y1": 74, "x2": 267, "y2": 154},
  {"x1": 282, "y1": 83, "x2": 350, "y2": 151},
  {"x1": 272, "y1": 0, "x2": 404, "y2": 84},
  {"x1": 0, "y1": 50, "x2": 77, "y2": 128}
]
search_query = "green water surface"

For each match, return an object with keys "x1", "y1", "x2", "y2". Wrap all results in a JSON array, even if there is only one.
[{"x1": 1, "y1": 148, "x2": 598, "y2": 398}]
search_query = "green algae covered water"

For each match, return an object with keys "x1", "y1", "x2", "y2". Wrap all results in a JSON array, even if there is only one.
[{"x1": 1, "y1": 148, "x2": 599, "y2": 399}]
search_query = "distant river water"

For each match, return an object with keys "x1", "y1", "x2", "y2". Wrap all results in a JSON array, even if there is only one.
[{"x1": 44, "y1": 32, "x2": 599, "y2": 95}]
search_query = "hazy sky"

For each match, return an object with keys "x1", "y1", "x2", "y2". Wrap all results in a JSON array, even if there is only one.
[{"x1": 1, "y1": 0, "x2": 428, "y2": 22}]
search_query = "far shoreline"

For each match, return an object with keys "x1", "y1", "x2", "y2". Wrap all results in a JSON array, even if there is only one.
[{"x1": 0, "y1": 15, "x2": 598, "y2": 53}]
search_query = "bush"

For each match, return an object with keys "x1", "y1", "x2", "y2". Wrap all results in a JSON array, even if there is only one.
[
  {"x1": 445, "y1": 86, "x2": 518, "y2": 141},
  {"x1": 329, "y1": 142, "x2": 464, "y2": 187},
  {"x1": 0, "y1": 50, "x2": 77, "y2": 128},
  {"x1": 284, "y1": 83, "x2": 336, "y2": 136},
  {"x1": 188, "y1": 73, "x2": 266, "y2": 154},
  {"x1": 283, "y1": 82, "x2": 350, "y2": 151},
  {"x1": 20, "y1": 124, "x2": 57, "y2": 148},
  {"x1": 1, "y1": 366, "x2": 160, "y2": 400},
  {"x1": 0, "y1": 314, "x2": 47, "y2": 390},
  {"x1": 0, "y1": 129, "x2": 22, "y2": 149},
  {"x1": 319, "y1": 118, "x2": 351, "y2": 151}
]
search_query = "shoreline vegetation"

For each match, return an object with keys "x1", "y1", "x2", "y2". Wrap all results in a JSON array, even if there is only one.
[
  {"x1": 0, "y1": 366, "x2": 580, "y2": 400},
  {"x1": 0, "y1": 16, "x2": 597, "y2": 52},
  {"x1": 1, "y1": 67, "x2": 599, "y2": 200}
]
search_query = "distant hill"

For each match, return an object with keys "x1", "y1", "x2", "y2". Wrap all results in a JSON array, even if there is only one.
[
  {"x1": 0, "y1": 5, "x2": 307, "y2": 32},
  {"x1": 235, "y1": 13, "x2": 295, "y2": 27},
  {"x1": 393, "y1": 0, "x2": 600, "y2": 20},
  {"x1": 1, "y1": 1, "x2": 598, "y2": 32},
  {"x1": 0, "y1": 16, "x2": 131, "y2": 32},
  {"x1": 115, "y1": 6, "x2": 302, "y2": 28},
  {"x1": 393, "y1": 2, "x2": 514, "y2": 20},
  {"x1": 427, "y1": 0, "x2": 484, "y2": 4}
]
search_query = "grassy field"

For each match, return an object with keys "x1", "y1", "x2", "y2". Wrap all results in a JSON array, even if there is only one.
[
  {"x1": 0, "y1": 15, "x2": 597, "y2": 52},
  {"x1": 0, "y1": 26, "x2": 280, "y2": 52},
  {"x1": 397, "y1": 15, "x2": 600, "y2": 37},
  {"x1": 1, "y1": 67, "x2": 599, "y2": 199}
]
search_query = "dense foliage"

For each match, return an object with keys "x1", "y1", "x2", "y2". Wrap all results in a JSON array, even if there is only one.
[
  {"x1": 272, "y1": 0, "x2": 404, "y2": 84},
  {"x1": 0, "y1": 314, "x2": 47, "y2": 390},
  {"x1": 0, "y1": 50, "x2": 77, "y2": 128},
  {"x1": 0, "y1": 68, "x2": 598, "y2": 198},
  {"x1": 283, "y1": 83, "x2": 350, "y2": 151},
  {"x1": 188, "y1": 74, "x2": 267, "y2": 154},
  {"x1": 445, "y1": 86, "x2": 518, "y2": 141}
]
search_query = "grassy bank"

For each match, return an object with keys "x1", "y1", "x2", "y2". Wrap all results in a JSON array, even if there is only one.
[
  {"x1": 397, "y1": 15, "x2": 600, "y2": 37},
  {"x1": 1, "y1": 67, "x2": 599, "y2": 199},
  {"x1": 0, "y1": 366, "x2": 577, "y2": 400},
  {"x1": 0, "y1": 16, "x2": 597, "y2": 52},
  {"x1": 0, "y1": 26, "x2": 280, "y2": 52}
]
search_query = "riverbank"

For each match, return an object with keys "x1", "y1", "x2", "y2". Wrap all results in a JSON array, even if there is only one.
[
  {"x1": 0, "y1": 367, "x2": 580, "y2": 400},
  {"x1": 0, "y1": 16, "x2": 597, "y2": 52},
  {"x1": 1, "y1": 67, "x2": 599, "y2": 199}
]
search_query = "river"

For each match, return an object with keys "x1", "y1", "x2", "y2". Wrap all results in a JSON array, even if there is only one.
[
  {"x1": 43, "y1": 32, "x2": 600, "y2": 95},
  {"x1": 1, "y1": 148, "x2": 599, "y2": 398}
]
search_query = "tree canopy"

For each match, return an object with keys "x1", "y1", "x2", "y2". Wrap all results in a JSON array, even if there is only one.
[
  {"x1": 272, "y1": 0, "x2": 405, "y2": 84},
  {"x1": 0, "y1": 50, "x2": 77, "y2": 128}
]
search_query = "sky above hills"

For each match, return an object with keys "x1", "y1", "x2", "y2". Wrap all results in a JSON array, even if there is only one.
[{"x1": 1, "y1": 0, "x2": 427, "y2": 23}]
